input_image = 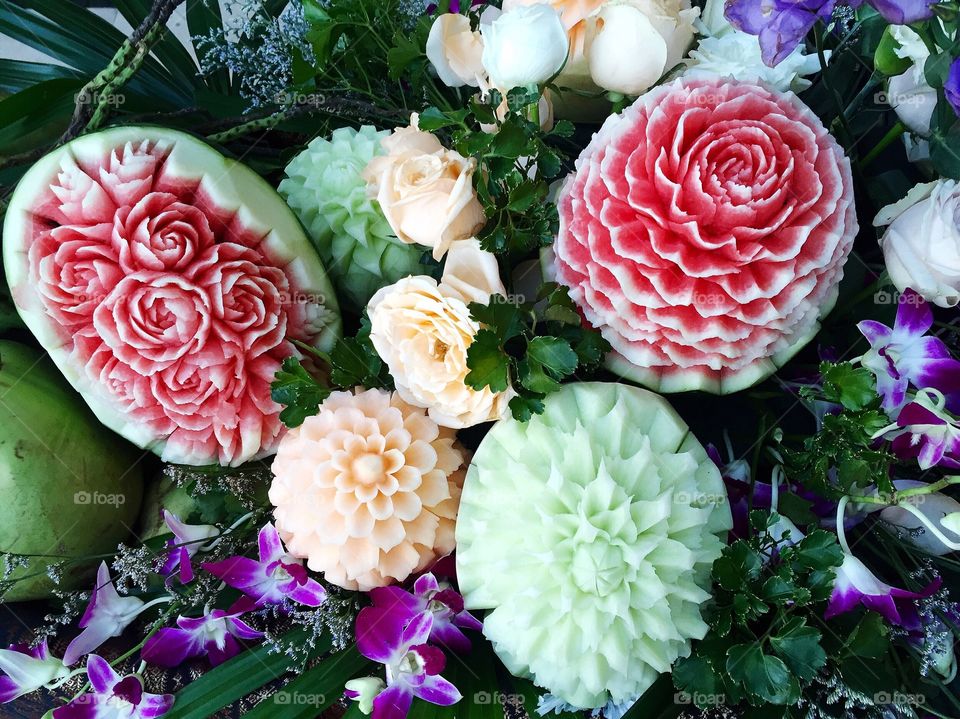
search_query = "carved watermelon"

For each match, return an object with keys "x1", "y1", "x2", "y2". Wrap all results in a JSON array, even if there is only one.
[{"x1": 3, "y1": 126, "x2": 341, "y2": 467}]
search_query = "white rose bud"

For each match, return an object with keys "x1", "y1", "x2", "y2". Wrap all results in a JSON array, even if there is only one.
[
  {"x1": 588, "y1": 0, "x2": 698, "y2": 96},
  {"x1": 426, "y1": 13, "x2": 486, "y2": 88},
  {"x1": 875, "y1": 180, "x2": 960, "y2": 308},
  {"x1": 481, "y1": 4, "x2": 569, "y2": 90}
]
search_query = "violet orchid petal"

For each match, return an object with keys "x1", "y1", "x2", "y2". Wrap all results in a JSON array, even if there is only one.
[
  {"x1": 85, "y1": 655, "x2": 119, "y2": 694},
  {"x1": 371, "y1": 586, "x2": 422, "y2": 614},
  {"x1": 372, "y1": 684, "x2": 414, "y2": 719},
  {"x1": 413, "y1": 574, "x2": 441, "y2": 596},
  {"x1": 227, "y1": 616, "x2": 265, "y2": 641},
  {"x1": 64, "y1": 617, "x2": 127, "y2": 668},
  {"x1": 857, "y1": 319, "x2": 892, "y2": 346},
  {"x1": 141, "y1": 628, "x2": 202, "y2": 668},
  {"x1": 869, "y1": 0, "x2": 934, "y2": 22},
  {"x1": 208, "y1": 635, "x2": 242, "y2": 667},
  {"x1": 284, "y1": 578, "x2": 327, "y2": 607},
  {"x1": 113, "y1": 675, "x2": 144, "y2": 706},
  {"x1": 201, "y1": 557, "x2": 269, "y2": 592},
  {"x1": 453, "y1": 610, "x2": 483, "y2": 633},
  {"x1": 411, "y1": 644, "x2": 446, "y2": 675},
  {"x1": 400, "y1": 612, "x2": 434, "y2": 648},
  {"x1": 356, "y1": 606, "x2": 411, "y2": 664},
  {"x1": 138, "y1": 691, "x2": 176, "y2": 718},
  {"x1": 894, "y1": 290, "x2": 934, "y2": 335},
  {"x1": 432, "y1": 589, "x2": 464, "y2": 613},
  {"x1": 178, "y1": 548, "x2": 194, "y2": 585},
  {"x1": 258, "y1": 524, "x2": 285, "y2": 563},
  {"x1": 412, "y1": 674, "x2": 462, "y2": 707},
  {"x1": 52, "y1": 700, "x2": 99, "y2": 719},
  {"x1": 428, "y1": 622, "x2": 472, "y2": 654}
]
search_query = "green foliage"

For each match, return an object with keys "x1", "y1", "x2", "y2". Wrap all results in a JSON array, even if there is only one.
[
  {"x1": 788, "y1": 362, "x2": 893, "y2": 497},
  {"x1": 676, "y1": 523, "x2": 843, "y2": 709},
  {"x1": 329, "y1": 316, "x2": 394, "y2": 390},
  {"x1": 272, "y1": 356, "x2": 331, "y2": 427},
  {"x1": 464, "y1": 284, "x2": 610, "y2": 421}
]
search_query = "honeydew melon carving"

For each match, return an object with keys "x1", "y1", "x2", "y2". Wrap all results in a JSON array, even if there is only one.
[{"x1": 3, "y1": 126, "x2": 340, "y2": 466}]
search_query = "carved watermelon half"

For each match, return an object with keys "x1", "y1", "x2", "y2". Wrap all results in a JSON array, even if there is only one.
[{"x1": 3, "y1": 126, "x2": 341, "y2": 467}]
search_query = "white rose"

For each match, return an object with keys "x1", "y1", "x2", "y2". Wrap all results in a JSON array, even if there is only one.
[
  {"x1": 886, "y1": 26, "x2": 937, "y2": 136},
  {"x1": 426, "y1": 13, "x2": 487, "y2": 89},
  {"x1": 367, "y1": 240, "x2": 514, "y2": 428},
  {"x1": 875, "y1": 180, "x2": 960, "y2": 308},
  {"x1": 363, "y1": 114, "x2": 486, "y2": 260},
  {"x1": 685, "y1": 31, "x2": 823, "y2": 92},
  {"x1": 697, "y1": 0, "x2": 732, "y2": 36},
  {"x1": 587, "y1": 0, "x2": 699, "y2": 96},
  {"x1": 481, "y1": 4, "x2": 569, "y2": 89}
]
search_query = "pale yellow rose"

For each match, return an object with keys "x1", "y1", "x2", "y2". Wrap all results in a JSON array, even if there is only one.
[
  {"x1": 426, "y1": 13, "x2": 487, "y2": 89},
  {"x1": 363, "y1": 114, "x2": 486, "y2": 260},
  {"x1": 367, "y1": 240, "x2": 513, "y2": 428}
]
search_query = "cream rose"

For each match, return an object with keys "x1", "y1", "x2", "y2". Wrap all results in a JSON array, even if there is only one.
[
  {"x1": 427, "y1": 13, "x2": 486, "y2": 89},
  {"x1": 875, "y1": 180, "x2": 960, "y2": 308},
  {"x1": 367, "y1": 239, "x2": 513, "y2": 428},
  {"x1": 363, "y1": 115, "x2": 486, "y2": 260}
]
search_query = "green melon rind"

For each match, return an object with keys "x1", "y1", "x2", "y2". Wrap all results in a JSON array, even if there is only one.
[
  {"x1": 0, "y1": 340, "x2": 143, "y2": 601},
  {"x1": 3, "y1": 126, "x2": 341, "y2": 460}
]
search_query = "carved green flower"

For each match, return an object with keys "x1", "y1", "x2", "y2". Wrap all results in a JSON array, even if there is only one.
[
  {"x1": 279, "y1": 126, "x2": 431, "y2": 308},
  {"x1": 456, "y1": 382, "x2": 732, "y2": 709}
]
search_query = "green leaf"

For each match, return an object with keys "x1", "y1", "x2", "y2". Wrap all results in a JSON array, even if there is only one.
[
  {"x1": 329, "y1": 319, "x2": 390, "y2": 389},
  {"x1": 526, "y1": 337, "x2": 577, "y2": 377},
  {"x1": 793, "y1": 529, "x2": 844, "y2": 571},
  {"x1": 673, "y1": 656, "x2": 719, "y2": 698},
  {"x1": 465, "y1": 329, "x2": 511, "y2": 392},
  {"x1": 0, "y1": 59, "x2": 83, "y2": 95},
  {"x1": 769, "y1": 617, "x2": 826, "y2": 681},
  {"x1": 166, "y1": 631, "x2": 330, "y2": 719},
  {"x1": 820, "y1": 362, "x2": 877, "y2": 410},
  {"x1": 508, "y1": 393, "x2": 545, "y2": 421},
  {"x1": 506, "y1": 84, "x2": 540, "y2": 113},
  {"x1": 490, "y1": 117, "x2": 530, "y2": 159},
  {"x1": 418, "y1": 106, "x2": 468, "y2": 131},
  {"x1": 0, "y1": 79, "x2": 84, "y2": 155},
  {"x1": 845, "y1": 612, "x2": 890, "y2": 658},
  {"x1": 518, "y1": 358, "x2": 561, "y2": 394},
  {"x1": 725, "y1": 644, "x2": 799, "y2": 705},
  {"x1": 924, "y1": 50, "x2": 954, "y2": 89},
  {"x1": 468, "y1": 300, "x2": 525, "y2": 343},
  {"x1": 244, "y1": 645, "x2": 371, "y2": 718},
  {"x1": 271, "y1": 357, "x2": 330, "y2": 427},
  {"x1": 713, "y1": 541, "x2": 763, "y2": 591}
]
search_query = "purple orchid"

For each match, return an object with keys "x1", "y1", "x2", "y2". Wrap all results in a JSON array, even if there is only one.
[
  {"x1": 52, "y1": 655, "x2": 173, "y2": 719},
  {"x1": 826, "y1": 553, "x2": 941, "y2": 629},
  {"x1": 946, "y1": 57, "x2": 960, "y2": 119},
  {"x1": 141, "y1": 609, "x2": 263, "y2": 668},
  {"x1": 867, "y1": 0, "x2": 935, "y2": 23},
  {"x1": 159, "y1": 511, "x2": 219, "y2": 585},
  {"x1": 202, "y1": 524, "x2": 326, "y2": 610},
  {"x1": 355, "y1": 611, "x2": 461, "y2": 719},
  {"x1": 368, "y1": 574, "x2": 482, "y2": 654},
  {"x1": 0, "y1": 640, "x2": 73, "y2": 703},
  {"x1": 886, "y1": 390, "x2": 960, "y2": 470},
  {"x1": 725, "y1": 0, "x2": 836, "y2": 66},
  {"x1": 857, "y1": 290, "x2": 960, "y2": 412},
  {"x1": 64, "y1": 563, "x2": 169, "y2": 667}
]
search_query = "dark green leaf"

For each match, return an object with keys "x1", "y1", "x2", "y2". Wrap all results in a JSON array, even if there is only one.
[
  {"x1": 465, "y1": 329, "x2": 511, "y2": 392},
  {"x1": 526, "y1": 336, "x2": 577, "y2": 377},
  {"x1": 725, "y1": 644, "x2": 799, "y2": 705},
  {"x1": 508, "y1": 393, "x2": 545, "y2": 421},
  {"x1": 769, "y1": 617, "x2": 826, "y2": 681},
  {"x1": 713, "y1": 542, "x2": 763, "y2": 591},
  {"x1": 271, "y1": 357, "x2": 330, "y2": 427},
  {"x1": 794, "y1": 529, "x2": 844, "y2": 571},
  {"x1": 518, "y1": 358, "x2": 561, "y2": 394}
]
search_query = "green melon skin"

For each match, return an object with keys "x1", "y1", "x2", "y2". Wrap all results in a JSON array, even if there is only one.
[{"x1": 0, "y1": 341, "x2": 143, "y2": 601}]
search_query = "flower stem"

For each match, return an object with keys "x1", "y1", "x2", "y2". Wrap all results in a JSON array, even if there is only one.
[
  {"x1": 896, "y1": 501, "x2": 960, "y2": 551},
  {"x1": 861, "y1": 121, "x2": 907, "y2": 168}
]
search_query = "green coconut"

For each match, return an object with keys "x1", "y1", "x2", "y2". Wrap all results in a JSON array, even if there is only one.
[{"x1": 0, "y1": 340, "x2": 143, "y2": 601}]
